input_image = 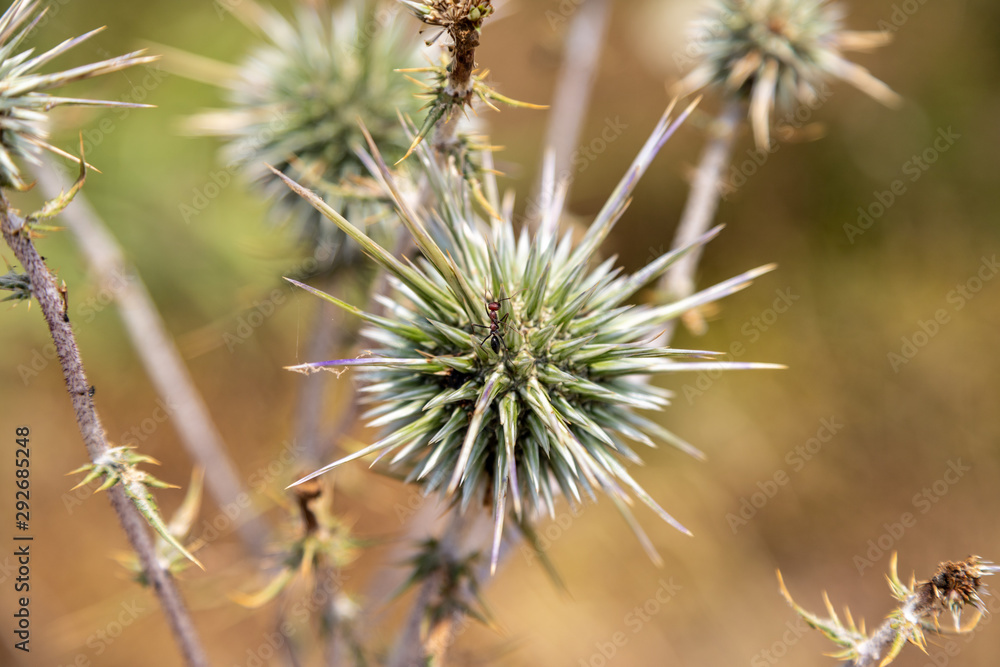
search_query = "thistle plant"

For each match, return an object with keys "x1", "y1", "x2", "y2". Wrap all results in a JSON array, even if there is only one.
[
  {"x1": 661, "y1": 0, "x2": 900, "y2": 327},
  {"x1": 233, "y1": 480, "x2": 366, "y2": 664},
  {"x1": 0, "y1": 0, "x2": 155, "y2": 189},
  {"x1": 780, "y1": 554, "x2": 999, "y2": 666},
  {"x1": 187, "y1": 0, "x2": 422, "y2": 277},
  {"x1": 397, "y1": 0, "x2": 544, "y2": 159},
  {"x1": 677, "y1": 0, "x2": 900, "y2": 150},
  {"x1": 70, "y1": 446, "x2": 203, "y2": 569},
  {"x1": 113, "y1": 468, "x2": 207, "y2": 584},
  {"x1": 279, "y1": 100, "x2": 781, "y2": 573},
  {"x1": 0, "y1": 1, "x2": 207, "y2": 663},
  {"x1": 232, "y1": 480, "x2": 359, "y2": 610}
]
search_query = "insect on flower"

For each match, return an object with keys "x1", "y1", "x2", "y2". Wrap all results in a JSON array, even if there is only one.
[{"x1": 471, "y1": 289, "x2": 512, "y2": 354}]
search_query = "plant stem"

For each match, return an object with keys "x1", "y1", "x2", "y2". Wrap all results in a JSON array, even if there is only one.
[
  {"x1": 660, "y1": 97, "x2": 742, "y2": 341},
  {"x1": 0, "y1": 198, "x2": 208, "y2": 667},
  {"x1": 533, "y1": 0, "x2": 612, "y2": 212},
  {"x1": 33, "y1": 162, "x2": 269, "y2": 558},
  {"x1": 847, "y1": 591, "x2": 932, "y2": 667},
  {"x1": 387, "y1": 510, "x2": 484, "y2": 667}
]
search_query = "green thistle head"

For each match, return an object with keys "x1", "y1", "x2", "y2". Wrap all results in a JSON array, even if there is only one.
[
  {"x1": 281, "y1": 103, "x2": 780, "y2": 572},
  {"x1": 0, "y1": 0, "x2": 155, "y2": 190},
  {"x1": 189, "y1": 1, "x2": 421, "y2": 277},
  {"x1": 678, "y1": 0, "x2": 899, "y2": 148}
]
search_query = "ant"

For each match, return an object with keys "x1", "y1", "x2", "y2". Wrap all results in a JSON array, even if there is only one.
[{"x1": 472, "y1": 289, "x2": 512, "y2": 354}]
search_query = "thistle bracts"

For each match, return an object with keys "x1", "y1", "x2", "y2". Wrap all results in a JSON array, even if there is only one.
[
  {"x1": 677, "y1": 0, "x2": 899, "y2": 149},
  {"x1": 187, "y1": 0, "x2": 421, "y2": 277},
  {"x1": 281, "y1": 101, "x2": 782, "y2": 573},
  {"x1": 0, "y1": 0, "x2": 155, "y2": 190},
  {"x1": 779, "y1": 554, "x2": 1000, "y2": 667}
]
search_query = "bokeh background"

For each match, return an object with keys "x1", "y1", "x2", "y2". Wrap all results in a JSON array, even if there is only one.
[{"x1": 2, "y1": 0, "x2": 999, "y2": 665}]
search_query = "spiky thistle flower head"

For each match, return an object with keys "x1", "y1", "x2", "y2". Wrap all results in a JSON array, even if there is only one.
[
  {"x1": 281, "y1": 102, "x2": 781, "y2": 572},
  {"x1": 187, "y1": 1, "x2": 422, "y2": 277},
  {"x1": 677, "y1": 0, "x2": 899, "y2": 149},
  {"x1": 0, "y1": 0, "x2": 156, "y2": 190}
]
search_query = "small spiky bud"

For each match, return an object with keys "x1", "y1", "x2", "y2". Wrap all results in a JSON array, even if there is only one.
[
  {"x1": 0, "y1": 265, "x2": 31, "y2": 301},
  {"x1": 114, "y1": 468, "x2": 206, "y2": 583},
  {"x1": 0, "y1": 0, "x2": 156, "y2": 190},
  {"x1": 280, "y1": 101, "x2": 780, "y2": 573},
  {"x1": 677, "y1": 0, "x2": 899, "y2": 149},
  {"x1": 188, "y1": 1, "x2": 421, "y2": 277},
  {"x1": 69, "y1": 446, "x2": 203, "y2": 570}
]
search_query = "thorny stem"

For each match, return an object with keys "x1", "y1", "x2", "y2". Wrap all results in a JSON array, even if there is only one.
[
  {"x1": 848, "y1": 619, "x2": 902, "y2": 667},
  {"x1": 660, "y1": 97, "x2": 742, "y2": 341},
  {"x1": 33, "y1": 162, "x2": 270, "y2": 558},
  {"x1": 0, "y1": 197, "x2": 208, "y2": 667},
  {"x1": 783, "y1": 555, "x2": 996, "y2": 667},
  {"x1": 388, "y1": 510, "x2": 481, "y2": 667}
]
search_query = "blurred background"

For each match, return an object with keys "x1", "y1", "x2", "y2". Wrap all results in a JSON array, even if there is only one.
[{"x1": 2, "y1": 0, "x2": 999, "y2": 665}]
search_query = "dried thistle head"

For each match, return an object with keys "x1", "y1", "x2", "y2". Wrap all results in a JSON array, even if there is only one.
[
  {"x1": 281, "y1": 101, "x2": 780, "y2": 573},
  {"x1": 233, "y1": 479, "x2": 359, "y2": 608},
  {"x1": 396, "y1": 0, "x2": 543, "y2": 161},
  {"x1": 780, "y1": 553, "x2": 1000, "y2": 666},
  {"x1": 400, "y1": 0, "x2": 494, "y2": 87},
  {"x1": 0, "y1": 0, "x2": 156, "y2": 190},
  {"x1": 188, "y1": 1, "x2": 421, "y2": 278},
  {"x1": 916, "y1": 555, "x2": 997, "y2": 632},
  {"x1": 677, "y1": 0, "x2": 899, "y2": 149}
]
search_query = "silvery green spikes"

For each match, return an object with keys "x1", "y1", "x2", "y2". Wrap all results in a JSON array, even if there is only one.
[
  {"x1": 187, "y1": 1, "x2": 420, "y2": 277},
  {"x1": 677, "y1": 0, "x2": 899, "y2": 149},
  {"x1": 0, "y1": 0, "x2": 156, "y2": 190},
  {"x1": 281, "y1": 101, "x2": 783, "y2": 573}
]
